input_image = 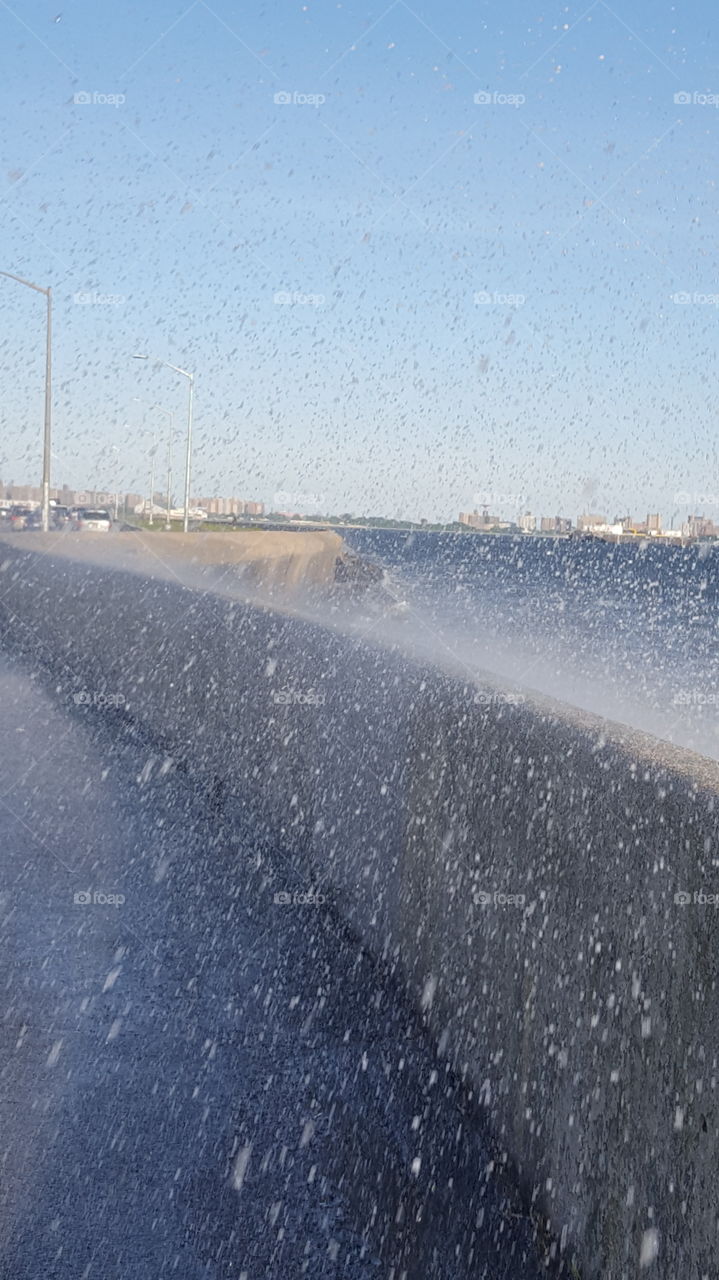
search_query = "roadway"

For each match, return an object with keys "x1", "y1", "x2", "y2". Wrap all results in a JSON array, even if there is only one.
[{"x1": 0, "y1": 649, "x2": 556, "y2": 1279}]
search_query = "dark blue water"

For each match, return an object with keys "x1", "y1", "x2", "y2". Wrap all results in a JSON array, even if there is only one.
[{"x1": 337, "y1": 529, "x2": 719, "y2": 760}]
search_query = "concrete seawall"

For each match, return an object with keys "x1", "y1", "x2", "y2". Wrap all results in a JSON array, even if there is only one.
[
  {"x1": 3, "y1": 527, "x2": 345, "y2": 595},
  {"x1": 1, "y1": 538, "x2": 718, "y2": 1280}
]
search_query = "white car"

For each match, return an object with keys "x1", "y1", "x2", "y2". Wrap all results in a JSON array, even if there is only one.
[{"x1": 72, "y1": 508, "x2": 113, "y2": 532}]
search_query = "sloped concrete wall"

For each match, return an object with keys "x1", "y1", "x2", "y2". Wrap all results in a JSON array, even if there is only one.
[
  {"x1": 4, "y1": 528, "x2": 345, "y2": 594},
  {"x1": 1, "y1": 540, "x2": 718, "y2": 1280}
]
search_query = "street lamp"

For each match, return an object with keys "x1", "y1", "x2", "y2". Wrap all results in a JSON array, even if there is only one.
[
  {"x1": 132, "y1": 397, "x2": 175, "y2": 529},
  {"x1": 0, "y1": 270, "x2": 52, "y2": 532},
  {"x1": 110, "y1": 444, "x2": 120, "y2": 521},
  {"x1": 132, "y1": 355, "x2": 194, "y2": 533}
]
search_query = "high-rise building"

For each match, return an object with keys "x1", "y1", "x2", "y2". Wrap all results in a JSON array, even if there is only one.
[
  {"x1": 577, "y1": 513, "x2": 608, "y2": 531},
  {"x1": 194, "y1": 495, "x2": 265, "y2": 517},
  {"x1": 540, "y1": 516, "x2": 572, "y2": 533},
  {"x1": 460, "y1": 509, "x2": 492, "y2": 529},
  {"x1": 682, "y1": 514, "x2": 716, "y2": 538}
]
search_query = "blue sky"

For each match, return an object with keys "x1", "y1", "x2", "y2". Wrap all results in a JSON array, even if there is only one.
[{"x1": 0, "y1": 0, "x2": 717, "y2": 521}]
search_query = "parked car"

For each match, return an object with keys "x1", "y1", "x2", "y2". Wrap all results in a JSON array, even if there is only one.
[
  {"x1": 51, "y1": 505, "x2": 70, "y2": 529},
  {"x1": 72, "y1": 508, "x2": 113, "y2": 532},
  {"x1": 9, "y1": 505, "x2": 33, "y2": 530}
]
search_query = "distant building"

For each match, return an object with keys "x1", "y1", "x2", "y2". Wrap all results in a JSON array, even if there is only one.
[
  {"x1": 632, "y1": 513, "x2": 662, "y2": 536},
  {"x1": 459, "y1": 508, "x2": 511, "y2": 530},
  {"x1": 4, "y1": 484, "x2": 43, "y2": 503},
  {"x1": 168, "y1": 507, "x2": 207, "y2": 521},
  {"x1": 518, "y1": 512, "x2": 536, "y2": 533},
  {"x1": 540, "y1": 516, "x2": 572, "y2": 534},
  {"x1": 577, "y1": 513, "x2": 608, "y2": 532},
  {"x1": 1, "y1": 481, "x2": 265, "y2": 518},
  {"x1": 1, "y1": 483, "x2": 141, "y2": 512},
  {"x1": 194, "y1": 496, "x2": 265, "y2": 517},
  {"x1": 460, "y1": 510, "x2": 485, "y2": 529},
  {"x1": 682, "y1": 514, "x2": 717, "y2": 538}
]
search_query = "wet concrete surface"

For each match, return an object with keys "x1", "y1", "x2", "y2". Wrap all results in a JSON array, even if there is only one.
[{"x1": 0, "y1": 650, "x2": 559, "y2": 1279}]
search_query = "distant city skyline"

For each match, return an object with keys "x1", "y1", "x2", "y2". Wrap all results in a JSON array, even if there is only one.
[
  {"x1": 4, "y1": 477, "x2": 719, "y2": 540},
  {"x1": 0, "y1": 481, "x2": 264, "y2": 518}
]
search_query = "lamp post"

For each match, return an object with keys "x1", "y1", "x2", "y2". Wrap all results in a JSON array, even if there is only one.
[
  {"x1": 132, "y1": 397, "x2": 174, "y2": 528},
  {"x1": 164, "y1": 417, "x2": 174, "y2": 531},
  {"x1": 0, "y1": 271, "x2": 52, "y2": 532},
  {"x1": 148, "y1": 434, "x2": 157, "y2": 525},
  {"x1": 132, "y1": 355, "x2": 194, "y2": 532},
  {"x1": 110, "y1": 444, "x2": 120, "y2": 521}
]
